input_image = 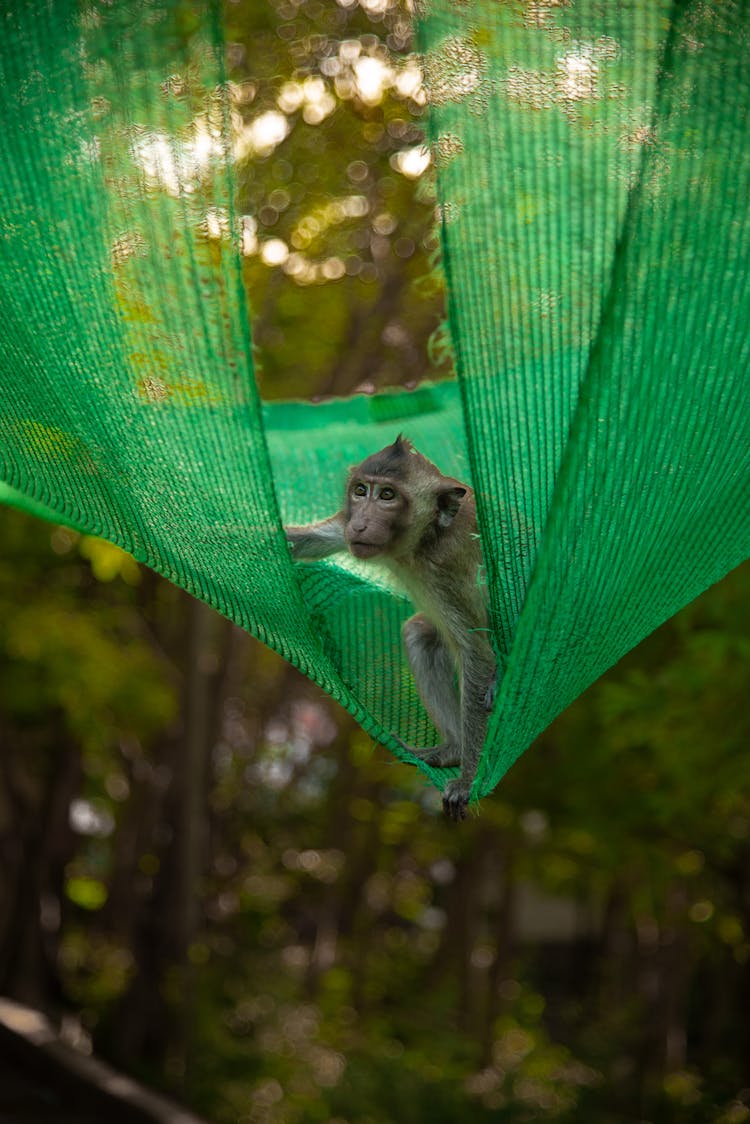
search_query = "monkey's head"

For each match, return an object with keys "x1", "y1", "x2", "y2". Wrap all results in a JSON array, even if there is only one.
[{"x1": 344, "y1": 436, "x2": 468, "y2": 560}]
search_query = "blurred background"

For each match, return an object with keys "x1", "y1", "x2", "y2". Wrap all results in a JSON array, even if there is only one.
[{"x1": 2, "y1": 0, "x2": 750, "y2": 1122}]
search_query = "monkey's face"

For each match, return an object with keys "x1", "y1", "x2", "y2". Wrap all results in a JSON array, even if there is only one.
[{"x1": 344, "y1": 477, "x2": 407, "y2": 559}]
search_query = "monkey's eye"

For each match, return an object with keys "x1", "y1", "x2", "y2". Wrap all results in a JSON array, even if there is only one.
[
  {"x1": 353, "y1": 482, "x2": 367, "y2": 497},
  {"x1": 379, "y1": 486, "x2": 396, "y2": 501}
]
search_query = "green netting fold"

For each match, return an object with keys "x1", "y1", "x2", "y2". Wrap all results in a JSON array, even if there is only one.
[{"x1": 1, "y1": 0, "x2": 748, "y2": 800}]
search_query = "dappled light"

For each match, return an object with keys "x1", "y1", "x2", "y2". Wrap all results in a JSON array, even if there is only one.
[
  {"x1": 223, "y1": 6, "x2": 437, "y2": 398},
  {"x1": 234, "y1": 108, "x2": 291, "y2": 158},
  {"x1": 131, "y1": 122, "x2": 226, "y2": 197}
]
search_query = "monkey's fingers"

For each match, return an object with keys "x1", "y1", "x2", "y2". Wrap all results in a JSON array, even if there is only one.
[
  {"x1": 392, "y1": 737, "x2": 460, "y2": 769},
  {"x1": 442, "y1": 778, "x2": 470, "y2": 822}
]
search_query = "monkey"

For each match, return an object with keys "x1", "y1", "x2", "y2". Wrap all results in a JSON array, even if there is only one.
[{"x1": 285, "y1": 436, "x2": 496, "y2": 821}]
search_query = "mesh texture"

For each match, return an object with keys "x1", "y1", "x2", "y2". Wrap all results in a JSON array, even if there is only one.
[{"x1": 1, "y1": 0, "x2": 748, "y2": 800}]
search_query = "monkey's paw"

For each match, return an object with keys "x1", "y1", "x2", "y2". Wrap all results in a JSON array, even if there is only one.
[{"x1": 442, "y1": 778, "x2": 471, "y2": 822}]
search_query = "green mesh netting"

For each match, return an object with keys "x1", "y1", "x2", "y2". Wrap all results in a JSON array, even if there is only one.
[{"x1": 1, "y1": 1, "x2": 748, "y2": 801}]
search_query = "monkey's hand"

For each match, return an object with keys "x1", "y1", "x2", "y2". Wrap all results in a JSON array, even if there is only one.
[
  {"x1": 395, "y1": 738, "x2": 461, "y2": 769},
  {"x1": 285, "y1": 515, "x2": 346, "y2": 561},
  {"x1": 483, "y1": 672, "x2": 498, "y2": 712},
  {"x1": 442, "y1": 777, "x2": 471, "y2": 822}
]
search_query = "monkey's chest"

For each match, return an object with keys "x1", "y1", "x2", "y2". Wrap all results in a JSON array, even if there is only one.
[{"x1": 388, "y1": 558, "x2": 485, "y2": 646}]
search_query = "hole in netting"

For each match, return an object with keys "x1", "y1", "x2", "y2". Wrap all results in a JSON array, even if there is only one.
[{"x1": 228, "y1": 3, "x2": 453, "y2": 406}]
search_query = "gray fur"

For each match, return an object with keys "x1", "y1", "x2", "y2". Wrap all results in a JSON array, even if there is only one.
[
  {"x1": 285, "y1": 439, "x2": 497, "y2": 822},
  {"x1": 402, "y1": 614, "x2": 461, "y2": 767},
  {"x1": 286, "y1": 513, "x2": 346, "y2": 560},
  {"x1": 355, "y1": 434, "x2": 410, "y2": 481}
]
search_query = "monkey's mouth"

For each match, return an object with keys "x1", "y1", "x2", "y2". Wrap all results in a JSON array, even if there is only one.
[{"x1": 350, "y1": 541, "x2": 384, "y2": 559}]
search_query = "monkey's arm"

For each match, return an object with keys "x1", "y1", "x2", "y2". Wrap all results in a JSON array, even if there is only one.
[{"x1": 286, "y1": 513, "x2": 347, "y2": 561}]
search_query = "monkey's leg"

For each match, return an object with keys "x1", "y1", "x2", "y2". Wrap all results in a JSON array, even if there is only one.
[
  {"x1": 442, "y1": 643, "x2": 496, "y2": 822},
  {"x1": 400, "y1": 614, "x2": 461, "y2": 768}
]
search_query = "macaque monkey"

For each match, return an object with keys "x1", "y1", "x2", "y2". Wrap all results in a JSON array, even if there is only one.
[{"x1": 285, "y1": 436, "x2": 496, "y2": 821}]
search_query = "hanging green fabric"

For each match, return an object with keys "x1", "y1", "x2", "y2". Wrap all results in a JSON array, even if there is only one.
[{"x1": 1, "y1": 0, "x2": 748, "y2": 802}]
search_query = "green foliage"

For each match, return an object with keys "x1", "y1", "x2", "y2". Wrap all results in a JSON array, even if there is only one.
[
  {"x1": 64, "y1": 877, "x2": 109, "y2": 911},
  {"x1": 0, "y1": 514, "x2": 176, "y2": 758},
  {"x1": 59, "y1": 927, "x2": 135, "y2": 1006},
  {"x1": 3, "y1": 600, "x2": 174, "y2": 743}
]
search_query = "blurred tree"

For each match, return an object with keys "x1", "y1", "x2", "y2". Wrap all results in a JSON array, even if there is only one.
[
  {"x1": 0, "y1": 511, "x2": 177, "y2": 1010},
  {"x1": 2, "y1": 510, "x2": 750, "y2": 1123},
  {"x1": 224, "y1": 0, "x2": 449, "y2": 400}
]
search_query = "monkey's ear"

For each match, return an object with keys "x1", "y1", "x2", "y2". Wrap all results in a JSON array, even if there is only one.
[{"x1": 436, "y1": 484, "x2": 467, "y2": 527}]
